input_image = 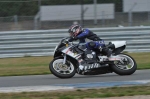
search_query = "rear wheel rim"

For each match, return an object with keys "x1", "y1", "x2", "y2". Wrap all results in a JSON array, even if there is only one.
[
  {"x1": 52, "y1": 59, "x2": 74, "y2": 74},
  {"x1": 114, "y1": 54, "x2": 134, "y2": 70}
]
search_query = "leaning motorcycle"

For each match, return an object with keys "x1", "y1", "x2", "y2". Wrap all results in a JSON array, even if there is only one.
[{"x1": 49, "y1": 37, "x2": 137, "y2": 78}]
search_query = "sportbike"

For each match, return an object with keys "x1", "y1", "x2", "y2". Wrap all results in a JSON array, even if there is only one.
[{"x1": 49, "y1": 37, "x2": 137, "y2": 78}]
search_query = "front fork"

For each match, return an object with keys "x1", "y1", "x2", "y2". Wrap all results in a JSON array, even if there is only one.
[{"x1": 63, "y1": 54, "x2": 67, "y2": 64}]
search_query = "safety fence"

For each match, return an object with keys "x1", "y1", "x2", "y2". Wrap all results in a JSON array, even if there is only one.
[
  {"x1": 0, "y1": 26, "x2": 150, "y2": 58},
  {"x1": 0, "y1": 0, "x2": 150, "y2": 31}
]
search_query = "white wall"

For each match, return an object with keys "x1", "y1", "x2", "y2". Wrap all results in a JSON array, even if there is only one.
[
  {"x1": 123, "y1": 0, "x2": 150, "y2": 12},
  {"x1": 40, "y1": 4, "x2": 114, "y2": 21}
]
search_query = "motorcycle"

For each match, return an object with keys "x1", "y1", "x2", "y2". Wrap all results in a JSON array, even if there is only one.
[{"x1": 49, "y1": 37, "x2": 137, "y2": 78}]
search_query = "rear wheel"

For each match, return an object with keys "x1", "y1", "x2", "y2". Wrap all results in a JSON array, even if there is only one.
[
  {"x1": 111, "y1": 54, "x2": 137, "y2": 75},
  {"x1": 49, "y1": 58, "x2": 76, "y2": 78}
]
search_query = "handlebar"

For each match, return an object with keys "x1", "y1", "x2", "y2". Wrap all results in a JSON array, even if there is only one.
[
  {"x1": 61, "y1": 37, "x2": 79, "y2": 48},
  {"x1": 60, "y1": 37, "x2": 72, "y2": 47}
]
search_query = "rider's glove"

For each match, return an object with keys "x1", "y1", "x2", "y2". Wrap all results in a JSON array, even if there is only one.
[
  {"x1": 65, "y1": 40, "x2": 69, "y2": 44},
  {"x1": 68, "y1": 37, "x2": 78, "y2": 42}
]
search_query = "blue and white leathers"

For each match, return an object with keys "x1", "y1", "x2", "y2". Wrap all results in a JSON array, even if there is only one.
[{"x1": 77, "y1": 29, "x2": 105, "y2": 49}]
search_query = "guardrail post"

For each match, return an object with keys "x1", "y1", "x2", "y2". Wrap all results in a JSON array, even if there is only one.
[{"x1": 14, "y1": 15, "x2": 18, "y2": 30}]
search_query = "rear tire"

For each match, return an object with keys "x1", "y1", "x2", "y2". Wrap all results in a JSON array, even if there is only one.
[
  {"x1": 111, "y1": 54, "x2": 137, "y2": 75},
  {"x1": 49, "y1": 58, "x2": 76, "y2": 78}
]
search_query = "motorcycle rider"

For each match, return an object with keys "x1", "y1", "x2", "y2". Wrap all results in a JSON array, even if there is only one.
[
  {"x1": 68, "y1": 24, "x2": 112, "y2": 56},
  {"x1": 68, "y1": 24, "x2": 112, "y2": 71}
]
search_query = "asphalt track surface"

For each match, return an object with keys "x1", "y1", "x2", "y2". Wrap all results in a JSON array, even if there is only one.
[{"x1": 0, "y1": 69, "x2": 150, "y2": 88}]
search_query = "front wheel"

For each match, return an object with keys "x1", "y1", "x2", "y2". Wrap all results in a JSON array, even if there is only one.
[
  {"x1": 111, "y1": 54, "x2": 137, "y2": 75},
  {"x1": 49, "y1": 58, "x2": 76, "y2": 78}
]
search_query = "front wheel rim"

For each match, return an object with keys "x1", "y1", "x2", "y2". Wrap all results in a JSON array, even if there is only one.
[
  {"x1": 114, "y1": 54, "x2": 134, "y2": 70},
  {"x1": 52, "y1": 59, "x2": 74, "y2": 74}
]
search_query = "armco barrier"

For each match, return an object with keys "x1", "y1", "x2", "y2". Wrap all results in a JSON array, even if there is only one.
[{"x1": 0, "y1": 26, "x2": 150, "y2": 58}]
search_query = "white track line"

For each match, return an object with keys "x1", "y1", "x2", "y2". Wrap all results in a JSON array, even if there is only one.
[
  {"x1": 0, "y1": 86, "x2": 74, "y2": 93},
  {"x1": 0, "y1": 80, "x2": 150, "y2": 93}
]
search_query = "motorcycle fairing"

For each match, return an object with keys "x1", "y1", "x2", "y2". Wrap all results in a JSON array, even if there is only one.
[
  {"x1": 111, "y1": 41, "x2": 126, "y2": 48},
  {"x1": 83, "y1": 63, "x2": 102, "y2": 70},
  {"x1": 110, "y1": 41, "x2": 126, "y2": 55},
  {"x1": 113, "y1": 45, "x2": 126, "y2": 55},
  {"x1": 62, "y1": 46, "x2": 81, "y2": 58}
]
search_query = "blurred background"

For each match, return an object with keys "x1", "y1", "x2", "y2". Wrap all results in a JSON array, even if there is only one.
[
  {"x1": 0, "y1": 0, "x2": 150, "y2": 76},
  {"x1": 0, "y1": 0, "x2": 150, "y2": 59},
  {"x1": 0, "y1": 0, "x2": 150, "y2": 31}
]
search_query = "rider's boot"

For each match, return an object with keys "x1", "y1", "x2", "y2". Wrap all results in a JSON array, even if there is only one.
[{"x1": 99, "y1": 47, "x2": 112, "y2": 57}]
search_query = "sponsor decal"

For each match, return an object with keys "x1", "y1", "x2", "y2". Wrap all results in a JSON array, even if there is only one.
[
  {"x1": 66, "y1": 49, "x2": 70, "y2": 54},
  {"x1": 109, "y1": 58, "x2": 121, "y2": 61},
  {"x1": 76, "y1": 55, "x2": 81, "y2": 59},
  {"x1": 84, "y1": 63, "x2": 101, "y2": 70},
  {"x1": 74, "y1": 52, "x2": 77, "y2": 56}
]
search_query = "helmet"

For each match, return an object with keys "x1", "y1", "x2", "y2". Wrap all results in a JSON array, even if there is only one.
[{"x1": 68, "y1": 25, "x2": 82, "y2": 37}]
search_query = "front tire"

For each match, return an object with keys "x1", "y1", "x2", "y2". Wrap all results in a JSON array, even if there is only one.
[
  {"x1": 49, "y1": 58, "x2": 76, "y2": 78},
  {"x1": 111, "y1": 54, "x2": 137, "y2": 75}
]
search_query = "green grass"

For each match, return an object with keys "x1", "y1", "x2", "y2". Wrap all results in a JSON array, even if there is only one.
[
  {"x1": 128, "y1": 52, "x2": 150, "y2": 69},
  {"x1": 0, "y1": 56, "x2": 53, "y2": 76},
  {"x1": 0, "y1": 86, "x2": 150, "y2": 99},
  {"x1": 0, "y1": 52, "x2": 150, "y2": 76}
]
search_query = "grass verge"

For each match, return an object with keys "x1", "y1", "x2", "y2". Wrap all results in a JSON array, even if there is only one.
[
  {"x1": 0, "y1": 85, "x2": 150, "y2": 99},
  {"x1": 0, "y1": 52, "x2": 149, "y2": 76}
]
